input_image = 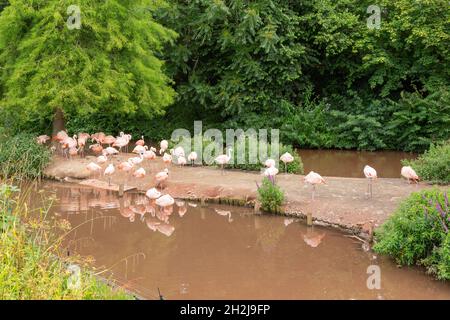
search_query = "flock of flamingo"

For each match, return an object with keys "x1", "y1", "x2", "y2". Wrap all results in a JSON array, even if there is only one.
[{"x1": 36, "y1": 130, "x2": 420, "y2": 202}]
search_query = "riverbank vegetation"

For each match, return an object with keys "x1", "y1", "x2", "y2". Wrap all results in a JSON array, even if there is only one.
[
  {"x1": 402, "y1": 141, "x2": 450, "y2": 185},
  {"x1": 0, "y1": 183, "x2": 132, "y2": 299},
  {"x1": 257, "y1": 177, "x2": 285, "y2": 213},
  {"x1": 0, "y1": 1, "x2": 448, "y2": 153},
  {"x1": 0, "y1": 133, "x2": 51, "y2": 180},
  {"x1": 374, "y1": 189, "x2": 450, "y2": 280}
]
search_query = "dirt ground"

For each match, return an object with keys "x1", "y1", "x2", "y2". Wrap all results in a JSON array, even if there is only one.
[{"x1": 44, "y1": 154, "x2": 446, "y2": 236}]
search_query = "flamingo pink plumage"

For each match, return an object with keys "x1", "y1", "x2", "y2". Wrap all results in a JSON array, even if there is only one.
[
  {"x1": 363, "y1": 165, "x2": 377, "y2": 199},
  {"x1": 401, "y1": 166, "x2": 419, "y2": 184},
  {"x1": 304, "y1": 171, "x2": 326, "y2": 200},
  {"x1": 215, "y1": 148, "x2": 233, "y2": 174}
]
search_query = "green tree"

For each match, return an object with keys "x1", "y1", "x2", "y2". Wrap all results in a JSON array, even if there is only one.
[{"x1": 0, "y1": 0, "x2": 176, "y2": 134}]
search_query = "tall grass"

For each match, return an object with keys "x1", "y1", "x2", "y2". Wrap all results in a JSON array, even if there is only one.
[
  {"x1": 0, "y1": 182, "x2": 132, "y2": 299},
  {"x1": 0, "y1": 133, "x2": 51, "y2": 180}
]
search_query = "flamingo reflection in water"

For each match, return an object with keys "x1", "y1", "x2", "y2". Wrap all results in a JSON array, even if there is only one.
[
  {"x1": 214, "y1": 209, "x2": 233, "y2": 222},
  {"x1": 302, "y1": 228, "x2": 326, "y2": 248},
  {"x1": 176, "y1": 201, "x2": 187, "y2": 217}
]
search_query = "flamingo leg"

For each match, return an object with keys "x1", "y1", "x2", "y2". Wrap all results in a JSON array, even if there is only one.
[{"x1": 312, "y1": 185, "x2": 316, "y2": 201}]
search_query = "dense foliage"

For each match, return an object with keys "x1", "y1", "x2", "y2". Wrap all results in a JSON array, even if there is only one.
[
  {"x1": 0, "y1": 0, "x2": 176, "y2": 133},
  {"x1": 403, "y1": 141, "x2": 450, "y2": 185},
  {"x1": 0, "y1": 133, "x2": 51, "y2": 179},
  {"x1": 257, "y1": 177, "x2": 285, "y2": 213},
  {"x1": 151, "y1": 0, "x2": 449, "y2": 152},
  {"x1": 0, "y1": 184, "x2": 132, "y2": 299},
  {"x1": 373, "y1": 189, "x2": 450, "y2": 280}
]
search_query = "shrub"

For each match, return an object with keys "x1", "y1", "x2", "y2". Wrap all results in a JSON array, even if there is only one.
[
  {"x1": 373, "y1": 189, "x2": 450, "y2": 280},
  {"x1": 402, "y1": 140, "x2": 450, "y2": 185},
  {"x1": 0, "y1": 184, "x2": 132, "y2": 299},
  {"x1": 171, "y1": 134, "x2": 304, "y2": 174},
  {"x1": 257, "y1": 177, "x2": 285, "y2": 213},
  {"x1": 0, "y1": 133, "x2": 51, "y2": 179}
]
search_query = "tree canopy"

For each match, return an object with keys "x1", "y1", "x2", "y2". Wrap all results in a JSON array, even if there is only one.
[
  {"x1": 0, "y1": 0, "x2": 449, "y2": 152},
  {"x1": 0, "y1": 0, "x2": 176, "y2": 132}
]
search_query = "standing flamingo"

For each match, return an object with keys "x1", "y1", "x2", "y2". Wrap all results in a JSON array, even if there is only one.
[
  {"x1": 162, "y1": 153, "x2": 172, "y2": 167},
  {"x1": 102, "y1": 135, "x2": 116, "y2": 147},
  {"x1": 118, "y1": 160, "x2": 134, "y2": 183},
  {"x1": 188, "y1": 151, "x2": 198, "y2": 166},
  {"x1": 146, "y1": 188, "x2": 161, "y2": 200},
  {"x1": 104, "y1": 147, "x2": 119, "y2": 157},
  {"x1": 89, "y1": 143, "x2": 103, "y2": 155},
  {"x1": 363, "y1": 165, "x2": 377, "y2": 199},
  {"x1": 160, "y1": 140, "x2": 169, "y2": 155},
  {"x1": 97, "y1": 152, "x2": 108, "y2": 165},
  {"x1": 133, "y1": 167, "x2": 146, "y2": 179},
  {"x1": 401, "y1": 166, "x2": 419, "y2": 184},
  {"x1": 280, "y1": 152, "x2": 294, "y2": 174},
  {"x1": 265, "y1": 159, "x2": 276, "y2": 168},
  {"x1": 177, "y1": 155, "x2": 187, "y2": 167},
  {"x1": 214, "y1": 148, "x2": 233, "y2": 174},
  {"x1": 86, "y1": 162, "x2": 102, "y2": 178},
  {"x1": 304, "y1": 171, "x2": 326, "y2": 200},
  {"x1": 36, "y1": 135, "x2": 50, "y2": 145},
  {"x1": 104, "y1": 164, "x2": 115, "y2": 186},
  {"x1": 133, "y1": 145, "x2": 148, "y2": 155},
  {"x1": 135, "y1": 136, "x2": 145, "y2": 146},
  {"x1": 155, "y1": 168, "x2": 169, "y2": 189},
  {"x1": 263, "y1": 166, "x2": 279, "y2": 181}
]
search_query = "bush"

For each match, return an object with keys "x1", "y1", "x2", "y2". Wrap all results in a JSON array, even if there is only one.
[
  {"x1": 0, "y1": 133, "x2": 51, "y2": 179},
  {"x1": 257, "y1": 177, "x2": 285, "y2": 213},
  {"x1": 171, "y1": 134, "x2": 304, "y2": 174},
  {"x1": 373, "y1": 189, "x2": 450, "y2": 280},
  {"x1": 0, "y1": 184, "x2": 132, "y2": 299},
  {"x1": 402, "y1": 140, "x2": 450, "y2": 185}
]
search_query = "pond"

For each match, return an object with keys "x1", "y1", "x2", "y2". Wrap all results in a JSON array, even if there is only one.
[
  {"x1": 34, "y1": 182, "x2": 450, "y2": 300},
  {"x1": 298, "y1": 149, "x2": 417, "y2": 178}
]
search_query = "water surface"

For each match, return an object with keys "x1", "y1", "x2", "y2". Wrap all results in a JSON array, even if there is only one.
[
  {"x1": 38, "y1": 183, "x2": 449, "y2": 300},
  {"x1": 298, "y1": 149, "x2": 417, "y2": 178}
]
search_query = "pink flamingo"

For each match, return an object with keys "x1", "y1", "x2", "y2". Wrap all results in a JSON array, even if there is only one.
[
  {"x1": 401, "y1": 166, "x2": 419, "y2": 184},
  {"x1": 113, "y1": 135, "x2": 129, "y2": 153},
  {"x1": 36, "y1": 135, "x2": 50, "y2": 145},
  {"x1": 97, "y1": 151, "x2": 108, "y2": 165},
  {"x1": 104, "y1": 147, "x2": 119, "y2": 157},
  {"x1": 280, "y1": 152, "x2": 294, "y2": 173},
  {"x1": 363, "y1": 165, "x2": 377, "y2": 199},
  {"x1": 118, "y1": 160, "x2": 134, "y2": 183},
  {"x1": 133, "y1": 145, "x2": 148, "y2": 155},
  {"x1": 304, "y1": 171, "x2": 326, "y2": 200},
  {"x1": 86, "y1": 162, "x2": 102, "y2": 178},
  {"x1": 155, "y1": 168, "x2": 169, "y2": 190},
  {"x1": 155, "y1": 194, "x2": 175, "y2": 216},
  {"x1": 214, "y1": 148, "x2": 233, "y2": 174},
  {"x1": 177, "y1": 155, "x2": 187, "y2": 167},
  {"x1": 102, "y1": 135, "x2": 116, "y2": 147},
  {"x1": 89, "y1": 143, "x2": 103, "y2": 155},
  {"x1": 263, "y1": 166, "x2": 279, "y2": 179},
  {"x1": 135, "y1": 136, "x2": 145, "y2": 147},
  {"x1": 104, "y1": 163, "x2": 115, "y2": 186},
  {"x1": 265, "y1": 158, "x2": 276, "y2": 168},
  {"x1": 133, "y1": 167, "x2": 146, "y2": 179},
  {"x1": 160, "y1": 140, "x2": 169, "y2": 155},
  {"x1": 188, "y1": 151, "x2": 198, "y2": 166},
  {"x1": 146, "y1": 188, "x2": 161, "y2": 200},
  {"x1": 162, "y1": 153, "x2": 172, "y2": 167}
]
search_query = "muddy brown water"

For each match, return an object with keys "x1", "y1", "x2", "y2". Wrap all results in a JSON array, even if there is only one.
[
  {"x1": 34, "y1": 182, "x2": 449, "y2": 300},
  {"x1": 298, "y1": 149, "x2": 417, "y2": 178}
]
